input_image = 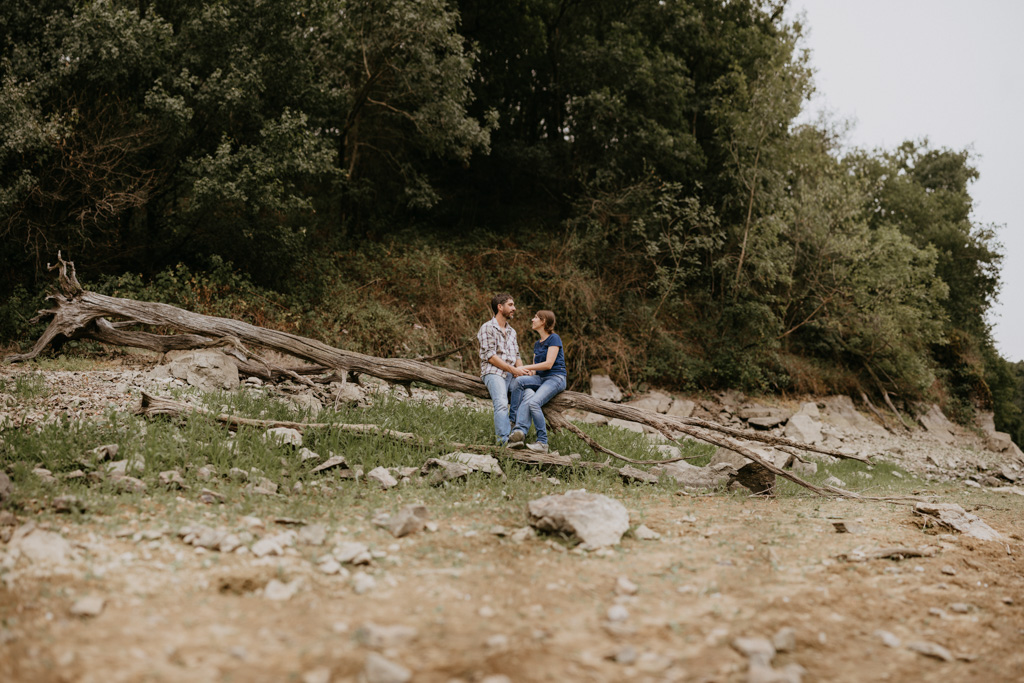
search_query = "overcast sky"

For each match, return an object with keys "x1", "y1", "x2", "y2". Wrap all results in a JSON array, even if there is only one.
[{"x1": 787, "y1": 0, "x2": 1024, "y2": 362}]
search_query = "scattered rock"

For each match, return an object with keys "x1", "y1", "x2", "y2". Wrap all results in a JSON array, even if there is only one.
[
  {"x1": 917, "y1": 404, "x2": 957, "y2": 444},
  {"x1": 832, "y1": 521, "x2": 867, "y2": 534},
  {"x1": 153, "y1": 349, "x2": 240, "y2": 392},
  {"x1": 420, "y1": 458, "x2": 471, "y2": 485},
  {"x1": 441, "y1": 452, "x2": 504, "y2": 477},
  {"x1": 264, "y1": 578, "x2": 301, "y2": 601},
  {"x1": 52, "y1": 495, "x2": 85, "y2": 513},
  {"x1": 310, "y1": 454, "x2": 349, "y2": 474},
  {"x1": 366, "y1": 467, "x2": 399, "y2": 490},
  {"x1": 914, "y1": 502, "x2": 1003, "y2": 541},
  {"x1": 527, "y1": 490, "x2": 630, "y2": 548},
  {"x1": 823, "y1": 476, "x2": 847, "y2": 488},
  {"x1": 352, "y1": 572, "x2": 377, "y2": 595},
  {"x1": 773, "y1": 627, "x2": 797, "y2": 653},
  {"x1": 790, "y1": 460, "x2": 818, "y2": 477},
  {"x1": 907, "y1": 640, "x2": 954, "y2": 662},
  {"x1": 875, "y1": 630, "x2": 901, "y2": 648},
  {"x1": 375, "y1": 504, "x2": 429, "y2": 538},
  {"x1": 784, "y1": 414, "x2": 822, "y2": 445},
  {"x1": 69, "y1": 596, "x2": 105, "y2": 617},
  {"x1": 619, "y1": 466, "x2": 659, "y2": 484},
  {"x1": 633, "y1": 524, "x2": 661, "y2": 540},
  {"x1": 652, "y1": 461, "x2": 733, "y2": 490},
  {"x1": 8, "y1": 524, "x2": 72, "y2": 564},
  {"x1": 615, "y1": 576, "x2": 638, "y2": 596},
  {"x1": 263, "y1": 427, "x2": 303, "y2": 448},
  {"x1": 159, "y1": 469, "x2": 187, "y2": 489},
  {"x1": 355, "y1": 622, "x2": 418, "y2": 649},
  {"x1": 361, "y1": 652, "x2": 411, "y2": 683},
  {"x1": 334, "y1": 541, "x2": 372, "y2": 565},
  {"x1": 590, "y1": 374, "x2": 623, "y2": 402}
]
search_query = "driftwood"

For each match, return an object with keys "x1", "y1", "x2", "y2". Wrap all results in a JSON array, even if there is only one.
[{"x1": 9, "y1": 254, "x2": 885, "y2": 499}]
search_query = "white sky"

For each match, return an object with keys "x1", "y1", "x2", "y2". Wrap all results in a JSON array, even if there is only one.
[{"x1": 787, "y1": 0, "x2": 1024, "y2": 362}]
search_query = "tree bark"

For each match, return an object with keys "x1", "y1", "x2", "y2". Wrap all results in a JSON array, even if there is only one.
[{"x1": 7, "y1": 255, "x2": 887, "y2": 499}]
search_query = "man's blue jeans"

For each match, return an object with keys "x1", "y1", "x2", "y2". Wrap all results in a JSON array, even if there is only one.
[
  {"x1": 482, "y1": 373, "x2": 512, "y2": 443},
  {"x1": 510, "y1": 374, "x2": 566, "y2": 445}
]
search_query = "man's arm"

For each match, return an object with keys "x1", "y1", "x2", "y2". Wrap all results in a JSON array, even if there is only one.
[{"x1": 489, "y1": 355, "x2": 527, "y2": 376}]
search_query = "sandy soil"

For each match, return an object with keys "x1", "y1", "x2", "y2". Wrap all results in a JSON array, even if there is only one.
[{"x1": 2, "y1": 359, "x2": 1024, "y2": 682}]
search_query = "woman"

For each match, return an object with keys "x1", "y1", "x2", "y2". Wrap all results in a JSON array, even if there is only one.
[{"x1": 508, "y1": 310, "x2": 566, "y2": 453}]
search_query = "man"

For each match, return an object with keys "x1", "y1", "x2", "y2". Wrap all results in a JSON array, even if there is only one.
[{"x1": 477, "y1": 292, "x2": 528, "y2": 444}]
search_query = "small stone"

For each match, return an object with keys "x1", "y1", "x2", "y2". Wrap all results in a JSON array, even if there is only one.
[
  {"x1": 606, "y1": 605, "x2": 629, "y2": 622},
  {"x1": 732, "y1": 637, "x2": 775, "y2": 667},
  {"x1": 310, "y1": 455, "x2": 349, "y2": 474},
  {"x1": 264, "y1": 578, "x2": 300, "y2": 601},
  {"x1": 612, "y1": 646, "x2": 638, "y2": 665},
  {"x1": 615, "y1": 576, "x2": 638, "y2": 596},
  {"x1": 301, "y1": 667, "x2": 331, "y2": 683},
  {"x1": 251, "y1": 538, "x2": 283, "y2": 558},
  {"x1": 832, "y1": 521, "x2": 866, "y2": 534},
  {"x1": 158, "y1": 470, "x2": 187, "y2": 489},
  {"x1": 196, "y1": 465, "x2": 216, "y2": 481},
  {"x1": 949, "y1": 603, "x2": 973, "y2": 614},
  {"x1": 352, "y1": 572, "x2": 376, "y2": 595},
  {"x1": 198, "y1": 488, "x2": 225, "y2": 504},
  {"x1": 69, "y1": 596, "x2": 105, "y2": 617},
  {"x1": 634, "y1": 524, "x2": 661, "y2": 540},
  {"x1": 823, "y1": 476, "x2": 847, "y2": 488},
  {"x1": 772, "y1": 627, "x2": 797, "y2": 653},
  {"x1": 907, "y1": 640, "x2": 953, "y2": 662},
  {"x1": 32, "y1": 467, "x2": 57, "y2": 484},
  {"x1": 940, "y1": 565, "x2": 957, "y2": 576},
  {"x1": 318, "y1": 558, "x2": 343, "y2": 575},
  {"x1": 366, "y1": 467, "x2": 399, "y2": 490},
  {"x1": 263, "y1": 427, "x2": 302, "y2": 448},
  {"x1": 874, "y1": 630, "x2": 901, "y2": 648},
  {"x1": 52, "y1": 495, "x2": 85, "y2": 513},
  {"x1": 355, "y1": 622, "x2": 418, "y2": 649},
  {"x1": 485, "y1": 634, "x2": 509, "y2": 651},
  {"x1": 334, "y1": 541, "x2": 372, "y2": 565},
  {"x1": 361, "y1": 652, "x2": 411, "y2": 683}
]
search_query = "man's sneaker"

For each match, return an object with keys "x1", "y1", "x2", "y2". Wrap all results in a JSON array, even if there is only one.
[
  {"x1": 525, "y1": 442, "x2": 549, "y2": 454},
  {"x1": 508, "y1": 430, "x2": 526, "y2": 448}
]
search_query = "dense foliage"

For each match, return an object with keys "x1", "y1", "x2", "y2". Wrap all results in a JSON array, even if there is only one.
[{"x1": 1, "y1": 0, "x2": 1019, "y2": 442}]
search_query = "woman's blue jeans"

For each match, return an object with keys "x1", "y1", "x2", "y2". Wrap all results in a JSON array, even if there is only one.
[{"x1": 509, "y1": 374, "x2": 566, "y2": 444}]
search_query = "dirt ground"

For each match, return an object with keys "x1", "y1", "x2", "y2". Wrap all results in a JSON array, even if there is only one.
[{"x1": 2, "y1": 360, "x2": 1024, "y2": 682}]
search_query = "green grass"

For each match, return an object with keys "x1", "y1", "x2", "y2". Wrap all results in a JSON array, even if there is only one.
[
  {"x1": 0, "y1": 382, "x2": 939, "y2": 532},
  {"x1": 0, "y1": 372, "x2": 49, "y2": 400}
]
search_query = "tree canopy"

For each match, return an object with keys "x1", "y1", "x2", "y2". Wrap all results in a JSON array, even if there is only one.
[{"x1": 1, "y1": 0, "x2": 1016, "y2": 440}]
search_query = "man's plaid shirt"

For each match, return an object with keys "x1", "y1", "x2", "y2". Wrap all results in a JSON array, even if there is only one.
[{"x1": 477, "y1": 317, "x2": 520, "y2": 379}]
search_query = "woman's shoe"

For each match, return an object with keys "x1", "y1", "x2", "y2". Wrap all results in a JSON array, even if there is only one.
[
  {"x1": 508, "y1": 430, "x2": 526, "y2": 448},
  {"x1": 525, "y1": 442, "x2": 549, "y2": 454}
]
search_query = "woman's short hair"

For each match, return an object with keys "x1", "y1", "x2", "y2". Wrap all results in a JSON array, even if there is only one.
[{"x1": 536, "y1": 310, "x2": 556, "y2": 333}]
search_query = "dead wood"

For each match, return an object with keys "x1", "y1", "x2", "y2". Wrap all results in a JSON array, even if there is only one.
[
  {"x1": 11, "y1": 254, "x2": 879, "y2": 498},
  {"x1": 836, "y1": 546, "x2": 938, "y2": 562},
  {"x1": 860, "y1": 391, "x2": 893, "y2": 432}
]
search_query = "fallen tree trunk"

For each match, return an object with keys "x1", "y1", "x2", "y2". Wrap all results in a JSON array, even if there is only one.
[{"x1": 8, "y1": 255, "x2": 880, "y2": 498}]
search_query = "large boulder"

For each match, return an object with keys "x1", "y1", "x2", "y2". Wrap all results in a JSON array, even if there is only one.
[
  {"x1": 590, "y1": 374, "x2": 623, "y2": 402},
  {"x1": 819, "y1": 395, "x2": 888, "y2": 437},
  {"x1": 627, "y1": 391, "x2": 672, "y2": 414},
  {"x1": 527, "y1": 490, "x2": 630, "y2": 548},
  {"x1": 784, "y1": 414, "x2": 822, "y2": 445},
  {"x1": 150, "y1": 349, "x2": 239, "y2": 392},
  {"x1": 651, "y1": 461, "x2": 733, "y2": 491},
  {"x1": 917, "y1": 404, "x2": 956, "y2": 444}
]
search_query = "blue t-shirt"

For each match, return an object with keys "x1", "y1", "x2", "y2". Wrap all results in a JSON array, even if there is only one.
[{"x1": 534, "y1": 333, "x2": 566, "y2": 378}]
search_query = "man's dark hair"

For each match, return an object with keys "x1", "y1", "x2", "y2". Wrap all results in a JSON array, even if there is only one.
[{"x1": 491, "y1": 292, "x2": 513, "y2": 314}]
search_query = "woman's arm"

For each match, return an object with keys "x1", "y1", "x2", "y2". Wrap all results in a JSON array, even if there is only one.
[{"x1": 523, "y1": 345, "x2": 560, "y2": 372}]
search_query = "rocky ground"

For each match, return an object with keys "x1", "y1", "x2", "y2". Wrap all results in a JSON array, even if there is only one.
[{"x1": 2, "y1": 353, "x2": 1024, "y2": 683}]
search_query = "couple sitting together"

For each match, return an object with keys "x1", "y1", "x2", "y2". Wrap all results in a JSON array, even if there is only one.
[{"x1": 476, "y1": 292, "x2": 566, "y2": 453}]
